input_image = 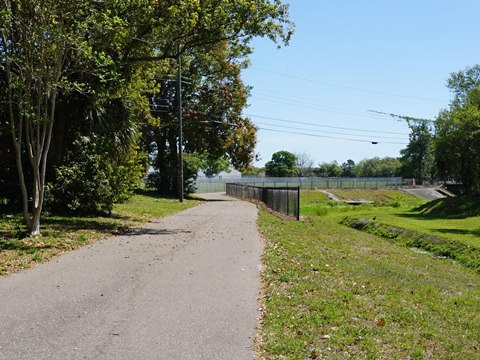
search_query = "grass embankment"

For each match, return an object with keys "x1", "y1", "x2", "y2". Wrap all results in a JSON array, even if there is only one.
[
  {"x1": 324, "y1": 190, "x2": 480, "y2": 271},
  {"x1": 258, "y1": 190, "x2": 480, "y2": 359},
  {"x1": 0, "y1": 190, "x2": 200, "y2": 275},
  {"x1": 322, "y1": 190, "x2": 480, "y2": 245}
]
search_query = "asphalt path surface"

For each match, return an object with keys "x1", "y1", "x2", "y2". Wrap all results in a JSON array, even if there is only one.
[{"x1": 0, "y1": 193, "x2": 263, "y2": 360}]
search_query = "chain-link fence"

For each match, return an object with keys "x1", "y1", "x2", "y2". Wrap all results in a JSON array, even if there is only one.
[
  {"x1": 197, "y1": 177, "x2": 402, "y2": 193},
  {"x1": 226, "y1": 183, "x2": 300, "y2": 220}
]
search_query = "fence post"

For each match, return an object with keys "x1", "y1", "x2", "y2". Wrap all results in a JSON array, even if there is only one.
[
  {"x1": 297, "y1": 186, "x2": 300, "y2": 220},
  {"x1": 286, "y1": 188, "x2": 289, "y2": 215}
]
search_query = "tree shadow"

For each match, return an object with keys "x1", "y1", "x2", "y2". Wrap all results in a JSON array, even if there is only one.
[
  {"x1": 41, "y1": 216, "x2": 128, "y2": 234},
  {"x1": 0, "y1": 239, "x2": 54, "y2": 252},
  {"x1": 133, "y1": 188, "x2": 204, "y2": 202},
  {"x1": 434, "y1": 228, "x2": 480, "y2": 237},
  {"x1": 411, "y1": 196, "x2": 480, "y2": 219},
  {"x1": 198, "y1": 198, "x2": 234, "y2": 202},
  {"x1": 124, "y1": 228, "x2": 192, "y2": 236},
  {"x1": 134, "y1": 188, "x2": 177, "y2": 199},
  {"x1": 1, "y1": 190, "x2": 202, "y2": 243}
]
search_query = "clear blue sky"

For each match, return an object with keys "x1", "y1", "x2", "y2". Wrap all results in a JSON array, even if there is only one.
[{"x1": 241, "y1": 0, "x2": 480, "y2": 167}]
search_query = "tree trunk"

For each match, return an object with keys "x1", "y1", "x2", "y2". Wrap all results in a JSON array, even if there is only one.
[
  {"x1": 154, "y1": 126, "x2": 179, "y2": 196},
  {"x1": 29, "y1": 209, "x2": 42, "y2": 236}
]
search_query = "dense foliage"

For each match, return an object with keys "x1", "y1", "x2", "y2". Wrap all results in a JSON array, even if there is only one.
[
  {"x1": 435, "y1": 88, "x2": 480, "y2": 194},
  {"x1": 48, "y1": 137, "x2": 147, "y2": 214},
  {"x1": 0, "y1": 0, "x2": 293, "y2": 234},
  {"x1": 400, "y1": 121, "x2": 435, "y2": 183},
  {"x1": 265, "y1": 150, "x2": 297, "y2": 177},
  {"x1": 144, "y1": 42, "x2": 258, "y2": 195},
  {"x1": 313, "y1": 157, "x2": 401, "y2": 178}
]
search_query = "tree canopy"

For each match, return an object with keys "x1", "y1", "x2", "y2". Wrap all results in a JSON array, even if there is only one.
[
  {"x1": 315, "y1": 161, "x2": 343, "y2": 177},
  {"x1": 265, "y1": 151, "x2": 297, "y2": 177},
  {"x1": 295, "y1": 152, "x2": 314, "y2": 177},
  {"x1": 435, "y1": 87, "x2": 480, "y2": 194},
  {"x1": 354, "y1": 157, "x2": 401, "y2": 177},
  {"x1": 399, "y1": 121, "x2": 435, "y2": 183},
  {"x1": 0, "y1": 0, "x2": 102, "y2": 234},
  {"x1": 0, "y1": 0, "x2": 293, "y2": 234}
]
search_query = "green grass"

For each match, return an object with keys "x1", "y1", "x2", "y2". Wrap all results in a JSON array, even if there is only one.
[
  {"x1": 322, "y1": 191, "x2": 480, "y2": 270},
  {"x1": 0, "y1": 190, "x2": 200, "y2": 275},
  {"x1": 257, "y1": 190, "x2": 480, "y2": 359},
  {"x1": 309, "y1": 190, "x2": 480, "y2": 250},
  {"x1": 416, "y1": 196, "x2": 480, "y2": 218},
  {"x1": 327, "y1": 188, "x2": 428, "y2": 208}
]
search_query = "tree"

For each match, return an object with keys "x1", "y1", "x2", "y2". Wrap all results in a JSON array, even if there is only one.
[
  {"x1": 314, "y1": 161, "x2": 343, "y2": 177},
  {"x1": 0, "y1": 1, "x2": 101, "y2": 235},
  {"x1": 400, "y1": 121, "x2": 435, "y2": 184},
  {"x1": 135, "y1": 0, "x2": 293, "y2": 196},
  {"x1": 295, "y1": 152, "x2": 314, "y2": 177},
  {"x1": 145, "y1": 43, "x2": 258, "y2": 195},
  {"x1": 355, "y1": 157, "x2": 401, "y2": 177},
  {"x1": 1, "y1": 0, "x2": 293, "y2": 232},
  {"x1": 201, "y1": 156, "x2": 231, "y2": 178},
  {"x1": 447, "y1": 65, "x2": 480, "y2": 104},
  {"x1": 435, "y1": 88, "x2": 480, "y2": 194},
  {"x1": 341, "y1": 159, "x2": 356, "y2": 177},
  {"x1": 241, "y1": 166, "x2": 265, "y2": 177},
  {"x1": 265, "y1": 151, "x2": 297, "y2": 177}
]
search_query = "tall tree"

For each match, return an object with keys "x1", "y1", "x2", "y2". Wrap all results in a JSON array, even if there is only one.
[
  {"x1": 447, "y1": 65, "x2": 480, "y2": 104},
  {"x1": 295, "y1": 152, "x2": 314, "y2": 177},
  {"x1": 265, "y1": 151, "x2": 297, "y2": 177},
  {"x1": 341, "y1": 159, "x2": 356, "y2": 177},
  {"x1": 400, "y1": 121, "x2": 435, "y2": 184},
  {"x1": 435, "y1": 88, "x2": 480, "y2": 194},
  {"x1": 355, "y1": 157, "x2": 401, "y2": 177},
  {"x1": 1, "y1": 0, "x2": 293, "y2": 232},
  {"x1": 0, "y1": 1, "x2": 99, "y2": 235},
  {"x1": 315, "y1": 161, "x2": 343, "y2": 177},
  {"x1": 145, "y1": 42, "x2": 258, "y2": 195}
]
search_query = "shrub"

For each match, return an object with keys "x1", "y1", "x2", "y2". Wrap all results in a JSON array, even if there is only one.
[{"x1": 48, "y1": 137, "x2": 147, "y2": 214}]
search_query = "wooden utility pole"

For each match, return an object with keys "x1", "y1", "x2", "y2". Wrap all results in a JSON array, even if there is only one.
[{"x1": 177, "y1": 45, "x2": 184, "y2": 202}]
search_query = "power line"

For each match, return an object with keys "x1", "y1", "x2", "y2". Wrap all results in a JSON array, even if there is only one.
[
  {"x1": 252, "y1": 92, "x2": 393, "y2": 120},
  {"x1": 253, "y1": 89, "x2": 385, "y2": 113},
  {"x1": 368, "y1": 110, "x2": 436, "y2": 123},
  {"x1": 252, "y1": 95, "x2": 397, "y2": 121},
  {"x1": 253, "y1": 121, "x2": 408, "y2": 140},
  {"x1": 257, "y1": 127, "x2": 408, "y2": 145},
  {"x1": 251, "y1": 67, "x2": 447, "y2": 102},
  {"x1": 245, "y1": 113, "x2": 409, "y2": 135}
]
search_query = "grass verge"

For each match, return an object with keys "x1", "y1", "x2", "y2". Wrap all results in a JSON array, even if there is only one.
[
  {"x1": 257, "y1": 190, "x2": 480, "y2": 359},
  {"x1": 0, "y1": 190, "x2": 200, "y2": 276},
  {"x1": 327, "y1": 191, "x2": 480, "y2": 271},
  {"x1": 341, "y1": 217, "x2": 480, "y2": 272}
]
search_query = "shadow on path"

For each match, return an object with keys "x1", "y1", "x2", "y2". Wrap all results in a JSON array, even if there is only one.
[{"x1": 124, "y1": 228, "x2": 192, "y2": 236}]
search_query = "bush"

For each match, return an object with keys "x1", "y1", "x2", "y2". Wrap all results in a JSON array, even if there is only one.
[{"x1": 48, "y1": 137, "x2": 147, "y2": 214}]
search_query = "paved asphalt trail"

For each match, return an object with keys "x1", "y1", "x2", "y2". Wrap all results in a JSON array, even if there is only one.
[{"x1": 0, "y1": 193, "x2": 263, "y2": 360}]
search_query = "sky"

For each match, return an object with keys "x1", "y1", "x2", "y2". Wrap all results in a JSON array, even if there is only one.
[{"x1": 241, "y1": 0, "x2": 480, "y2": 167}]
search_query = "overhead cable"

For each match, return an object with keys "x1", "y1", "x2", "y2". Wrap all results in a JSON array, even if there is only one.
[
  {"x1": 253, "y1": 121, "x2": 408, "y2": 140},
  {"x1": 251, "y1": 67, "x2": 447, "y2": 102},
  {"x1": 245, "y1": 113, "x2": 409, "y2": 135},
  {"x1": 257, "y1": 127, "x2": 408, "y2": 145}
]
